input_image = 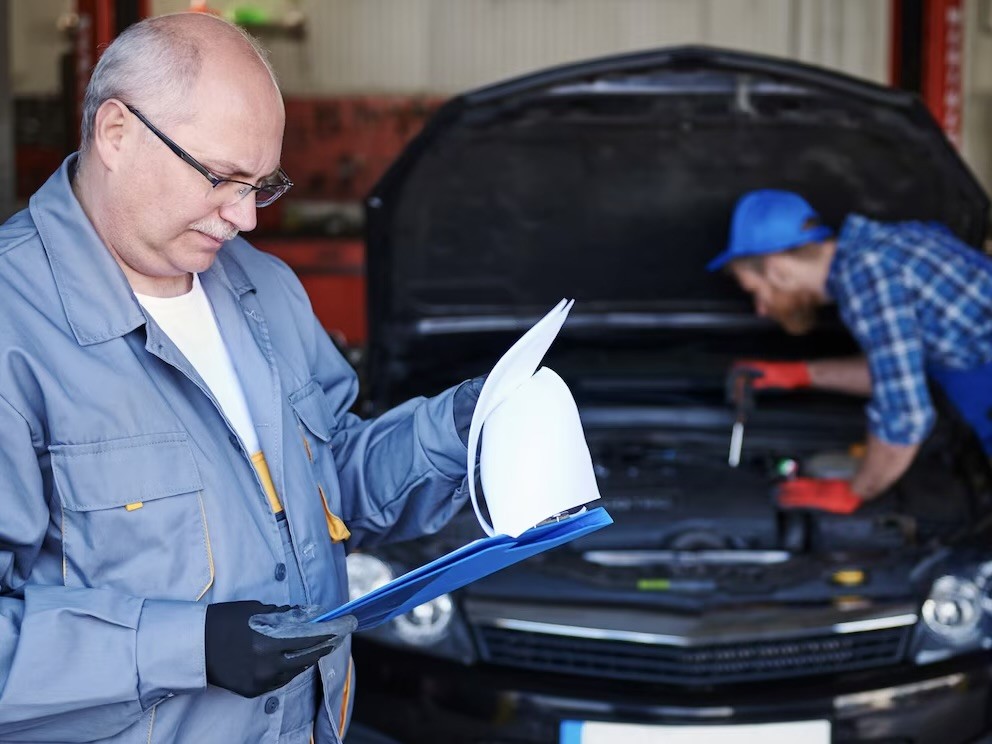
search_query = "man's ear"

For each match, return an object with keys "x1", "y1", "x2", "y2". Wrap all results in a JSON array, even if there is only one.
[
  {"x1": 764, "y1": 253, "x2": 797, "y2": 290},
  {"x1": 91, "y1": 100, "x2": 130, "y2": 172}
]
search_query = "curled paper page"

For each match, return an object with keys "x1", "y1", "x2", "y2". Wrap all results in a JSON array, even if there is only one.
[
  {"x1": 480, "y1": 367, "x2": 602, "y2": 538},
  {"x1": 466, "y1": 299, "x2": 572, "y2": 535},
  {"x1": 467, "y1": 299, "x2": 601, "y2": 537}
]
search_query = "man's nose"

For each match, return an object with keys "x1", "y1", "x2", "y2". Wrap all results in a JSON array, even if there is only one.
[{"x1": 220, "y1": 196, "x2": 257, "y2": 233}]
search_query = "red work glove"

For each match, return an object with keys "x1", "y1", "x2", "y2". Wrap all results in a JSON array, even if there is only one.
[
  {"x1": 733, "y1": 360, "x2": 811, "y2": 391},
  {"x1": 777, "y1": 478, "x2": 863, "y2": 515}
]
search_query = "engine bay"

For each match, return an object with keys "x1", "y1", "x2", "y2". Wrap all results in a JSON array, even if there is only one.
[{"x1": 580, "y1": 399, "x2": 992, "y2": 558}]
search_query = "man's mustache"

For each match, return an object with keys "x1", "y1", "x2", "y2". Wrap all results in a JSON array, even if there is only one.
[{"x1": 190, "y1": 220, "x2": 239, "y2": 242}]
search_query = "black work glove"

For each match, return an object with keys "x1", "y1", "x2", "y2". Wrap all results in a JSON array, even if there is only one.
[{"x1": 204, "y1": 601, "x2": 357, "y2": 698}]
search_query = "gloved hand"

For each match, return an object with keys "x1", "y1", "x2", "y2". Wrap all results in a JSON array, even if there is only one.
[
  {"x1": 777, "y1": 478, "x2": 863, "y2": 514},
  {"x1": 205, "y1": 601, "x2": 357, "y2": 698},
  {"x1": 733, "y1": 360, "x2": 811, "y2": 391}
]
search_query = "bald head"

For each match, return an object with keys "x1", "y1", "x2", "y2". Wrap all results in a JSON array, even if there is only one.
[{"x1": 80, "y1": 13, "x2": 281, "y2": 152}]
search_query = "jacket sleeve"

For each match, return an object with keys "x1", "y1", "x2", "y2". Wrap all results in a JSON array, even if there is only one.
[
  {"x1": 306, "y1": 319, "x2": 473, "y2": 549},
  {"x1": 0, "y1": 394, "x2": 207, "y2": 742}
]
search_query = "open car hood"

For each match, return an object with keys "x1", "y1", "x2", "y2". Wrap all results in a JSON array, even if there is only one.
[{"x1": 365, "y1": 46, "x2": 988, "y2": 403}]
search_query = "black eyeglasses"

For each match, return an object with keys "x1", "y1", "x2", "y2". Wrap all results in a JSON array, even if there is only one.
[{"x1": 125, "y1": 104, "x2": 293, "y2": 208}]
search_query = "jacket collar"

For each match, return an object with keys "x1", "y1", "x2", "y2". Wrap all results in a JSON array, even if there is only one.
[
  {"x1": 30, "y1": 154, "x2": 255, "y2": 346},
  {"x1": 211, "y1": 241, "x2": 255, "y2": 297},
  {"x1": 826, "y1": 213, "x2": 871, "y2": 300}
]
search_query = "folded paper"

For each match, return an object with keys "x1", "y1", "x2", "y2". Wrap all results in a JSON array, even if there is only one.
[
  {"x1": 468, "y1": 299, "x2": 602, "y2": 537},
  {"x1": 481, "y1": 366, "x2": 602, "y2": 538},
  {"x1": 466, "y1": 299, "x2": 573, "y2": 535}
]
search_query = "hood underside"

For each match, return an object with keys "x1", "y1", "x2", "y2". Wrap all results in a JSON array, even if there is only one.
[
  {"x1": 366, "y1": 47, "x2": 988, "y2": 402},
  {"x1": 363, "y1": 46, "x2": 992, "y2": 579}
]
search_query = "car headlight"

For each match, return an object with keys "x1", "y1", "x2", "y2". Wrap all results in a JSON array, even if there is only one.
[
  {"x1": 392, "y1": 593, "x2": 455, "y2": 645},
  {"x1": 912, "y1": 560, "x2": 992, "y2": 665},
  {"x1": 921, "y1": 576, "x2": 981, "y2": 641},
  {"x1": 346, "y1": 553, "x2": 394, "y2": 601},
  {"x1": 345, "y1": 552, "x2": 477, "y2": 664},
  {"x1": 975, "y1": 560, "x2": 992, "y2": 614}
]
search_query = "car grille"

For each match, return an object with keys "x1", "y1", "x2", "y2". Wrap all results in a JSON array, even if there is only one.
[{"x1": 475, "y1": 624, "x2": 910, "y2": 686}]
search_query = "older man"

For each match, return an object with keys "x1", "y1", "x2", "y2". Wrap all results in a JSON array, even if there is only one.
[
  {"x1": 709, "y1": 189, "x2": 992, "y2": 514},
  {"x1": 0, "y1": 13, "x2": 480, "y2": 743}
]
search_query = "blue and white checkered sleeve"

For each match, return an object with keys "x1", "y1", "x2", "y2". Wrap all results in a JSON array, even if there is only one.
[{"x1": 836, "y1": 253, "x2": 934, "y2": 446}]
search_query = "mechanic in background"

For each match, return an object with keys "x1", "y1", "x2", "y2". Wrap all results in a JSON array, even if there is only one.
[
  {"x1": 0, "y1": 12, "x2": 481, "y2": 743},
  {"x1": 708, "y1": 189, "x2": 992, "y2": 515}
]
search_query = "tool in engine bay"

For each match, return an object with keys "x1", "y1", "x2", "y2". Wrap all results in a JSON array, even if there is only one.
[{"x1": 727, "y1": 367, "x2": 760, "y2": 467}]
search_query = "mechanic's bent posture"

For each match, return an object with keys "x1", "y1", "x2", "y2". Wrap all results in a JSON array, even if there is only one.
[
  {"x1": 709, "y1": 189, "x2": 992, "y2": 515},
  {"x1": 0, "y1": 13, "x2": 481, "y2": 743}
]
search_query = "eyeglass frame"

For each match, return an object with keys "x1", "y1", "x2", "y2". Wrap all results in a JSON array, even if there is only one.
[{"x1": 124, "y1": 103, "x2": 293, "y2": 208}]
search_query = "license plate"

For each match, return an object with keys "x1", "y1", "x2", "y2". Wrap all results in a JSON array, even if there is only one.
[{"x1": 560, "y1": 720, "x2": 831, "y2": 743}]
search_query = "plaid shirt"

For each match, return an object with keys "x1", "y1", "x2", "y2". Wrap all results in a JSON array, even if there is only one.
[{"x1": 827, "y1": 215, "x2": 992, "y2": 445}]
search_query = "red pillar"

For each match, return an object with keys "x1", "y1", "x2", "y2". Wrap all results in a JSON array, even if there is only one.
[
  {"x1": 72, "y1": 1, "x2": 153, "y2": 147},
  {"x1": 921, "y1": 0, "x2": 965, "y2": 148}
]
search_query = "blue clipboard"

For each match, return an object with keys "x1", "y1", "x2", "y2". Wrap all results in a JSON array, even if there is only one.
[{"x1": 315, "y1": 507, "x2": 613, "y2": 630}]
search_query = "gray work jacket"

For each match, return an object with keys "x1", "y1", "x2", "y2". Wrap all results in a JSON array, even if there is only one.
[{"x1": 0, "y1": 156, "x2": 470, "y2": 742}]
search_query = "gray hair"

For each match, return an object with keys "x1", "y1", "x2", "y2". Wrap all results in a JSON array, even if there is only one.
[{"x1": 79, "y1": 13, "x2": 278, "y2": 152}]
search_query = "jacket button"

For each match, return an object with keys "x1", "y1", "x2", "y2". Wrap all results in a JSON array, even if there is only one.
[
  {"x1": 274, "y1": 563, "x2": 287, "y2": 581},
  {"x1": 264, "y1": 697, "x2": 279, "y2": 714}
]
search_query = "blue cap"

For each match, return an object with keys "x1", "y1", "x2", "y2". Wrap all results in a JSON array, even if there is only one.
[{"x1": 706, "y1": 189, "x2": 834, "y2": 271}]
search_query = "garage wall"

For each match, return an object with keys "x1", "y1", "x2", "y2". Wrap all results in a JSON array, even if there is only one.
[
  {"x1": 275, "y1": 0, "x2": 889, "y2": 94},
  {"x1": 12, "y1": 0, "x2": 992, "y2": 201},
  {"x1": 964, "y1": 0, "x2": 992, "y2": 194},
  {"x1": 9, "y1": 0, "x2": 68, "y2": 95},
  {"x1": 151, "y1": 0, "x2": 892, "y2": 93},
  {"x1": 14, "y1": 1, "x2": 891, "y2": 96}
]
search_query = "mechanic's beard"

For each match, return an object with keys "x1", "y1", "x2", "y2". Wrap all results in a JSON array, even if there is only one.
[
  {"x1": 190, "y1": 219, "x2": 239, "y2": 243},
  {"x1": 769, "y1": 292, "x2": 818, "y2": 336}
]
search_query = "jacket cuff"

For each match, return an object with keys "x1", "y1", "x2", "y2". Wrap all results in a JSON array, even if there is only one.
[
  {"x1": 415, "y1": 386, "x2": 470, "y2": 480},
  {"x1": 136, "y1": 599, "x2": 208, "y2": 709},
  {"x1": 866, "y1": 402, "x2": 934, "y2": 446},
  {"x1": 452, "y1": 376, "x2": 486, "y2": 447}
]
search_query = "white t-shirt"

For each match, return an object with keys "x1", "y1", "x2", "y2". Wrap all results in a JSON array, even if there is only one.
[{"x1": 134, "y1": 273, "x2": 260, "y2": 454}]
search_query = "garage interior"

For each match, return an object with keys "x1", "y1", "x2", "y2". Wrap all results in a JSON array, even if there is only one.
[
  {"x1": 4, "y1": 2, "x2": 992, "y2": 743},
  {"x1": 5, "y1": 1, "x2": 992, "y2": 346}
]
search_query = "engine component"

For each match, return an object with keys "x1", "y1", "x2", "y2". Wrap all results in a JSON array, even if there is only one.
[{"x1": 804, "y1": 451, "x2": 860, "y2": 480}]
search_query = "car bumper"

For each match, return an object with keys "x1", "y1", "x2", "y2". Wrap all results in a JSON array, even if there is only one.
[{"x1": 352, "y1": 642, "x2": 992, "y2": 744}]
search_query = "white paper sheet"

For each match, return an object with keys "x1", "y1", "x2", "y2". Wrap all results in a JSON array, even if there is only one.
[
  {"x1": 467, "y1": 299, "x2": 602, "y2": 537},
  {"x1": 480, "y1": 367, "x2": 601, "y2": 538}
]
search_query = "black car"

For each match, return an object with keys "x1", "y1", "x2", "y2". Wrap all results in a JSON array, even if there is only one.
[{"x1": 347, "y1": 46, "x2": 992, "y2": 744}]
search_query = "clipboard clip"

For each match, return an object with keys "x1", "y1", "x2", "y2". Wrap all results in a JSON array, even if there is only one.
[{"x1": 536, "y1": 505, "x2": 588, "y2": 528}]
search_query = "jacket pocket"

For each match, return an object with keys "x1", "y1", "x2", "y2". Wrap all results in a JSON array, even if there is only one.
[
  {"x1": 290, "y1": 383, "x2": 351, "y2": 543},
  {"x1": 51, "y1": 433, "x2": 214, "y2": 601}
]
